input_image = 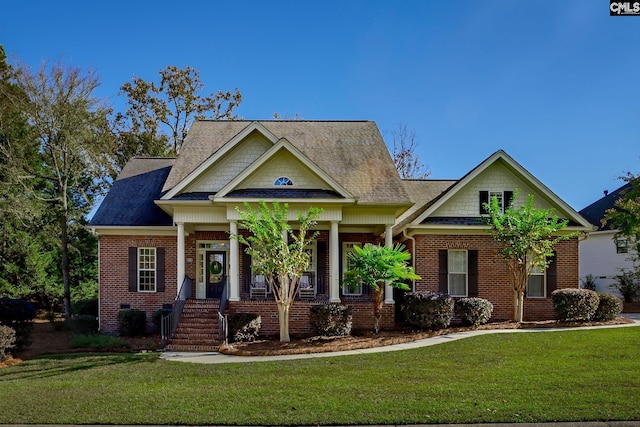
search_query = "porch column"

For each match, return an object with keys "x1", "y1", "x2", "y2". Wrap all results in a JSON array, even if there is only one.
[
  {"x1": 329, "y1": 220, "x2": 340, "y2": 303},
  {"x1": 384, "y1": 224, "x2": 394, "y2": 304},
  {"x1": 229, "y1": 221, "x2": 240, "y2": 301},
  {"x1": 177, "y1": 222, "x2": 185, "y2": 298}
]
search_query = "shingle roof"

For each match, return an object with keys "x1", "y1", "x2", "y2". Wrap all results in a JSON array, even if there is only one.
[
  {"x1": 579, "y1": 183, "x2": 632, "y2": 230},
  {"x1": 392, "y1": 179, "x2": 457, "y2": 233},
  {"x1": 89, "y1": 158, "x2": 175, "y2": 226},
  {"x1": 163, "y1": 120, "x2": 411, "y2": 204},
  {"x1": 225, "y1": 188, "x2": 343, "y2": 199}
]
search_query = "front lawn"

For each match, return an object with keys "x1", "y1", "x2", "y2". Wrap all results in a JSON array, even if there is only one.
[{"x1": 0, "y1": 326, "x2": 638, "y2": 425}]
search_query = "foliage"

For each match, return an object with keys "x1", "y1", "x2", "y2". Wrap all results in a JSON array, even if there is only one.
[
  {"x1": 117, "y1": 309, "x2": 147, "y2": 336},
  {"x1": 593, "y1": 293, "x2": 623, "y2": 321},
  {"x1": 0, "y1": 297, "x2": 36, "y2": 350},
  {"x1": 69, "y1": 314, "x2": 99, "y2": 335},
  {"x1": 69, "y1": 334, "x2": 128, "y2": 349},
  {"x1": 114, "y1": 65, "x2": 242, "y2": 164},
  {"x1": 151, "y1": 308, "x2": 172, "y2": 333},
  {"x1": 344, "y1": 243, "x2": 420, "y2": 333},
  {"x1": 400, "y1": 291, "x2": 454, "y2": 330},
  {"x1": 604, "y1": 172, "x2": 640, "y2": 259},
  {"x1": 309, "y1": 304, "x2": 353, "y2": 337},
  {"x1": 610, "y1": 270, "x2": 640, "y2": 303},
  {"x1": 227, "y1": 313, "x2": 261, "y2": 343},
  {"x1": 235, "y1": 201, "x2": 322, "y2": 342},
  {"x1": 0, "y1": 324, "x2": 15, "y2": 360},
  {"x1": 580, "y1": 273, "x2": 597, "y2": 291},
  {"x1": 388, "y1": 124, "x2": 430, "y2": 179},
  {"x1": 454, "y1": 297, "x2": 494, "y2": 326},
  {"x1": 551, "y1": 289, "x2": 599, "y2": 321},
  {"x1": 72, "y1": 298, "x2": 98, "y2": 317},
  {"x1": 484, "y1": 191, "x2": 576, "y2": 322}
]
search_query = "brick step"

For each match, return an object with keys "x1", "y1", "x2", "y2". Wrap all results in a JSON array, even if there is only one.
[
  {"x1": 176, "y1": 321, "x2": 218, "y2": 329},
  {"x1": 165, "y1": 344, "x2": 219, "y2": 352},
  {"x1": 173, "y1": 333, "x2": 218, "y2": 341},
  {"x1": 180, "y1": 312, "x2": 217, "y2": 319}
]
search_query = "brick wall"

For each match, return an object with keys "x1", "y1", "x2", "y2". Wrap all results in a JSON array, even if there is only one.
[{"x1": 413, "y1": 234, "x2": 579, "y2": 321}]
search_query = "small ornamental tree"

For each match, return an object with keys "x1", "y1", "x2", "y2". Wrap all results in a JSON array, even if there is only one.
[
  {"x1": 484, "y1": 191, "x2": 576, "y2": 322},
  {"x1": 344, "y1": 243, "x2": 420, "y2": 333},
  {"x1": 235, "y1": 201, "x2": 322, "y2": 342}
]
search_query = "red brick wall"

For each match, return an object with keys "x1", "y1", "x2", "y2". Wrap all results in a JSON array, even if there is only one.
[{"x1": 413, "y1": 234, "x2": 579, "y2": 321}]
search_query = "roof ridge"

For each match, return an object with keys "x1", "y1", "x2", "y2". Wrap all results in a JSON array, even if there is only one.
[{"x1": 194, "y1": 119, "x2": 371, "y2": 123}]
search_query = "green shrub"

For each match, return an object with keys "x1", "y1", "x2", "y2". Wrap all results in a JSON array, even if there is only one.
[
  {"x1": 593, "y1": 293, "x2": 623, "y2": 321},
  {"x1": 72, "y1": 298, "x2": 98, "y2": 317},
  {"x1": 455, "y1": 297, "x2": 494, "y2": 326},
  {"x1": 0, "y1": 297, "x2": 37, "y2": 350},
  {"x1": 69, "y1": 334, "x2": 128, "y2": 349},
  {"x1": 610, "y1": 270, "x2": 639, "y2": 303},
  {"x1": 0, "y1": 325, "x2": 16, "y2": 361},
  {"x1": 69, "y1": 314, "x2": 99, "y2": 335},
  {"x1": 580, "y1": 274, "x2": 597, "y2": 291},
  {"x1": 400, "y1": 292, "x2": 454, "y2": 330},
  {"x1": 551, "y1": 289, "x2": 599, "y2": 321},
  {"x1": 117, "y1": 309, "x2": 147, "y2": 336},
  {"x1": 152, "y1": 308, "x2": 172, "y2": 332},
  {"x1": 227, "y1": 313, "x2": 261, "y2": 343},
  {"x1": 310, "y1": 304, "x2": 353, "y2": 336}
]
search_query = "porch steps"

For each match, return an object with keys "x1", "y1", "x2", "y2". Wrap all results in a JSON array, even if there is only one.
[{"x1": 166, "y1": 299, "x2": 221, "y2": 352}]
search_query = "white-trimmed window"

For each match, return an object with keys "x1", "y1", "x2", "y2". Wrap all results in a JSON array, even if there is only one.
[
  {"x1": 138, "y1": 247, "x2": 156, "y2": 292},
  {"x1": 616, "y1": 238, "x2": 628, "y2": 254},
  {"x1": 526, "y1": 263, "x2": 546, "y2": 298},
  {"x1": 342, "y1": 242, "x2": 362, "y2": 295},
  {"x1": 448, "y1": 249, "x2": 468, "y2": 297},
  {"x1": 274, "y1": 176, "x2": 293, "y2": 186},
  {"x1": 304, "y1": 241, "x2": 317, "y2": 282},
  {"x1": 489, "y1": 191, "x2": 504, "y2": 213}
]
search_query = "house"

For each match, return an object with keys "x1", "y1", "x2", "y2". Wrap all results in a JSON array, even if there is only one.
[
  {"x1": 89, "y1": 120, "x2": 592, "y2": 345},
  {"x1": 579, "y1": 183, "x2": 637, "y2": 295}
]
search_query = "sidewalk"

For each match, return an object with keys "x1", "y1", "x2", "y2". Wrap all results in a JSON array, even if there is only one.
[{"x1": 160, "y1": 315, "x2": 640, "y2": 364}]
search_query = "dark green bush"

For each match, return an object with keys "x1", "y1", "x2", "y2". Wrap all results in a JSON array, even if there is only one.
[
  {"x1": 227, "y1": 313, "x2": 261, "y2": 343},
  {"x1": 400, "y1": 291, "x2": 454, "y2": 330},
  {"x1": 551, "y1": 289, "x2": 599, "y2": 321},
  {"x1": 0, "y1": 297, "x2": 37, "y2": 350},
  {"x1": 455, "y1": 297, "x2": 494, "y2": 326},
  {"x1": 310, "y1": 304, "x2": 353, "y2": 336},
  {"x1": 580, "y1": 274, "x2": 597, "y2": 291},
  {"x1": 152, "y1": 308, "x2": 172, "y2": 332},
  {"x1": 593, "y1": 293, "x2": 623, "y2": 321},
  {"x1": 610, "y1": 270, "x2": 639, "y2": 303},
  {"x1": 117, "y1": 309, "x2": 147, "y2": 336},
  {"x1": 0, "y1": 325, "x2": 16, "y2": 361},
  {"x1": 72, "y1": 298, "x2": 98, "y2": 317},
  {"x1": 69, "y1": 314, "x2": 99, "y2": 335}
]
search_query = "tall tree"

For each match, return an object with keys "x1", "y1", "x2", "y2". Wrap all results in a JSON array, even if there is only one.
[
  {"x1": 115, "y1": 65, "x2": 242, "y2": 166},
  {"x1": 604, "y1": 171, "x2": 640, "y2": 260},
  {"x1": 344, "y1": 243, "x2": 419, "y2": 333},
  {"x1": 388, "y1": 124, "x2": 430, "y2": 179},
  {"x1": 6, "y1": 59, "x2": 115, "y2": 321},
  {"x1": 484, "y1": 191, "x2": 575, "y2": 322},
  {"x1": 235, "y1": 201, "x2": 322, "y2": 342}
]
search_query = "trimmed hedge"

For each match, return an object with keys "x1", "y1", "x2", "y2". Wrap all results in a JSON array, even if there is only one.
[
  {"x1": 551, "y1": 289, "x2": 599, "y2": 321},
  {"x1": 455, "y1": 297, "x2": 494, "y2": 326},
  {"x1": 227, "y1": 313, "x2": 261, "y2": 343},
  {"x1": 400, "y1": 292, "x2": 454, "y2": 330},
  {"x1": 310, "y1": 304, "x2": 353, "y2": 337},
  {"x1": 0, "y1": 297, "x2": 37, "y2": 350},
  {"x1": 72, "y1": 298, "x2": 98, "y2": 317},
  {"x1": 593, "y1": 293, "x2": 623, "y2": 321},
  {"x1": 0, "y1": 325, "x2": 16, "y2": 361},
  {"x1": 69, "y1": 315, "x2": 99, "y2": 335},
  {"x1": 152, "y1": 308, "x2": 172, "y2": 333},
  {"x1": 117, "y1": 309, "x2": 147, "y2": 336}
]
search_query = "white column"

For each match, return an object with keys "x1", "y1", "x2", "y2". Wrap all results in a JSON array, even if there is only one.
[
  {"x1": 177, "y1": 222, "x2": 185, "y2": 298},
  {"x1": 330, "y1": 221, "x2": 341, "y2": 303},
  {"x1": 229, "y1": 221, "x2": 240, "y2": 301},
  {"x1": 384, "y1": 225, "x2": 394, "y2": 304}
]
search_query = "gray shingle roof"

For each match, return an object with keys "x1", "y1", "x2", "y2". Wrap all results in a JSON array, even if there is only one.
[
  {"x1": 579, "y1": 183, "x2": 632, "y2": 230},
  {"x1": 392, "y1": 179, "x2": 457, "y2": 233}
]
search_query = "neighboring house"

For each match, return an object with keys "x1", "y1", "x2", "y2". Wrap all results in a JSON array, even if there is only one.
[
  {"x1": 579, "y1": 183, "x2": 637, "y2": 295},
  {"x1": 90, "y1": 120, "x2": 592, "y2": 341}
]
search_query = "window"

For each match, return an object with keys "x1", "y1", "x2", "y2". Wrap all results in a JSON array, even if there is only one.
[
  {"x1": 138, "y1": 248, "x2": 156, "y2": 292},
  {"x1": 342, "y1": 242, "x2": 362, "y2": 295},
  {"x1": 480, "y1": 190, "x2": 513, "y2": 215},
  {"x1": 448, "y1": 249, "x2": 468, "y2": 297},
  {"x1": 526, "y1": 263, "x2": 545, "y2": 298},
  {"x1": 274, "y1": 176, "x2": 293, "y2": 186},
  {"x1": 616, "y1": 238, "x2": 628, "y2": 254}
]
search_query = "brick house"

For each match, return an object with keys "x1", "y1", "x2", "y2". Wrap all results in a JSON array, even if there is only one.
[{"x1": 89, "y1": 120, "x2": 592, "y2": 345}]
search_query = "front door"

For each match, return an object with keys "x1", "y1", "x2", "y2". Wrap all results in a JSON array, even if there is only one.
[{"x1": 206, "y1": 251, "x2": 226, "y2": 299}]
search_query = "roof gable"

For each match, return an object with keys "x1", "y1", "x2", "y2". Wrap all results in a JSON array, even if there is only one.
[{"x1": 579, "y1": 182, "x2": 632, "y2": 230}]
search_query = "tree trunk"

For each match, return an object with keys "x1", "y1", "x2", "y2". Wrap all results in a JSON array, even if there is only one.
[
  {"x1": 513, "y1": 290, "x2": 524, "y2": 323},
  {"x1": 60, "y1": 215, "x2": 72, "y2": 324},
  {"x1": 372, "y1": 287, "x2": 384, "y2": 334},
  {"x1": 277, "y1": 300, "x2": 291, "y2": 342}
]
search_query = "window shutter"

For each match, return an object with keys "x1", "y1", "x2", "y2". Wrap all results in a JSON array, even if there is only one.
[
  {"x1": 156, "y1": 248, "x2": 165, "y2": 292},
  {"x1": 479, "y1": 191, "x2": 489, "y2": 214},
  {"x1": 316, "y1": 241, "x2": 327, "y2": 294},
  {"x1": 242, "y1": 245, "x2": 252, "y2": 293},
  {"x1": 128, "y1": 247, "x2": 138, "y2": 292},
  {"x1": 468, "y1": 250, "x2": 479, "y2": 297},
  {"x1": 546, "y1": 252, "x2": 557, "y2": 297},
  {"x1": 438, "y1": 250, "x2": 448, "y2": 293},
  {"x1": 505, "y1": 191, "x2": 514, "y2": 210}
]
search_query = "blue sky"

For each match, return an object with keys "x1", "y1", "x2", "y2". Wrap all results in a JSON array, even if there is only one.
[{"x1": 2, "y1": 0, "x2": 638, "y2": 211}]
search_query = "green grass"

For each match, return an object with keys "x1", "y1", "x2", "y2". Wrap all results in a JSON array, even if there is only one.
[
  {"x1": 68, "y1": 334, "x2": 128, "y2": 349},
  {"x1": 1, "y1": 327, "x2": 639, "y2": 425}
]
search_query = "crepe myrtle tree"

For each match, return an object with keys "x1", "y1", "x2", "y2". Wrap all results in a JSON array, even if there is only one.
[
  {"x1": 344, "y1": 243, "x2": 420, "y2": 333},
  {"x1": 235, "y1": 201, "x2": 322, "y2": 342},
  {"x1": 484, "y1": 191, "x2": 576, "y2": 322}
]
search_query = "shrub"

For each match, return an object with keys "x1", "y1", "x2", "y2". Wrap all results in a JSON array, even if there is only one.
[
  {"x1": 551, "y1": 289, "x2": 599, "y2": 321},
  {"x1": 0, "y1": 325, "x2": 16, "y2": 361},
  {"x1": 72, "y1": 298, "x2": 98, "y2": 317},
  {"x1": 580, "y1": 274, "x2": 597, "y2": 291},
  {"x1": 0, "y1": 297, "x2": 37, "y2": 350},
  {"x1": 593, "y1": 293, "x2": 623, "y2": 321},
  {"x1": 117, "y1": 309, "x2": 147, "y2": 336},
  {"x1": 610, "y1": 270, "x2": 639, "y2": 303},
  {"x1": 400, "y1": 291, "x2": 454, "y2": 330},
  {"x1": 310, "y1": 304, "x2": 353, "y2": 336},
  {"x1": 227, "y1": 313, "x2": 261, "y2": 343},
  {"x1": 69, "y1": 314, "x2": 99, "y2": 335},
  {"x1": 455, "y1": 297, "x2": 494, "y2": 326},
  {"x1": 152, "y1": 308, "x2": 173, "y2": 333},
  {"x1": 69, "y1": 334, "x2": 128, "y2": 349}
]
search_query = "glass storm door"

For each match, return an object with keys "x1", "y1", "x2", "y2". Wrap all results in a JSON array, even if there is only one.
[{"x1": 206, "y1": 251, "x2": 226, "y2": 299}]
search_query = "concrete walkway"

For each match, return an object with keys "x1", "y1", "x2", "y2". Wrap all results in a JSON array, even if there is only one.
[{"x1": 160, "y1": 315, "x2": 640, "y2": 364}]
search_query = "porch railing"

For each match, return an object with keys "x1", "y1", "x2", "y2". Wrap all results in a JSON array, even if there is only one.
[
  {"x1": 161, "y1": 276, "x2": 192, "y2": 346},
  {"x1": 218, "y1": 280, "x2": 229, "y2": 345}
]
